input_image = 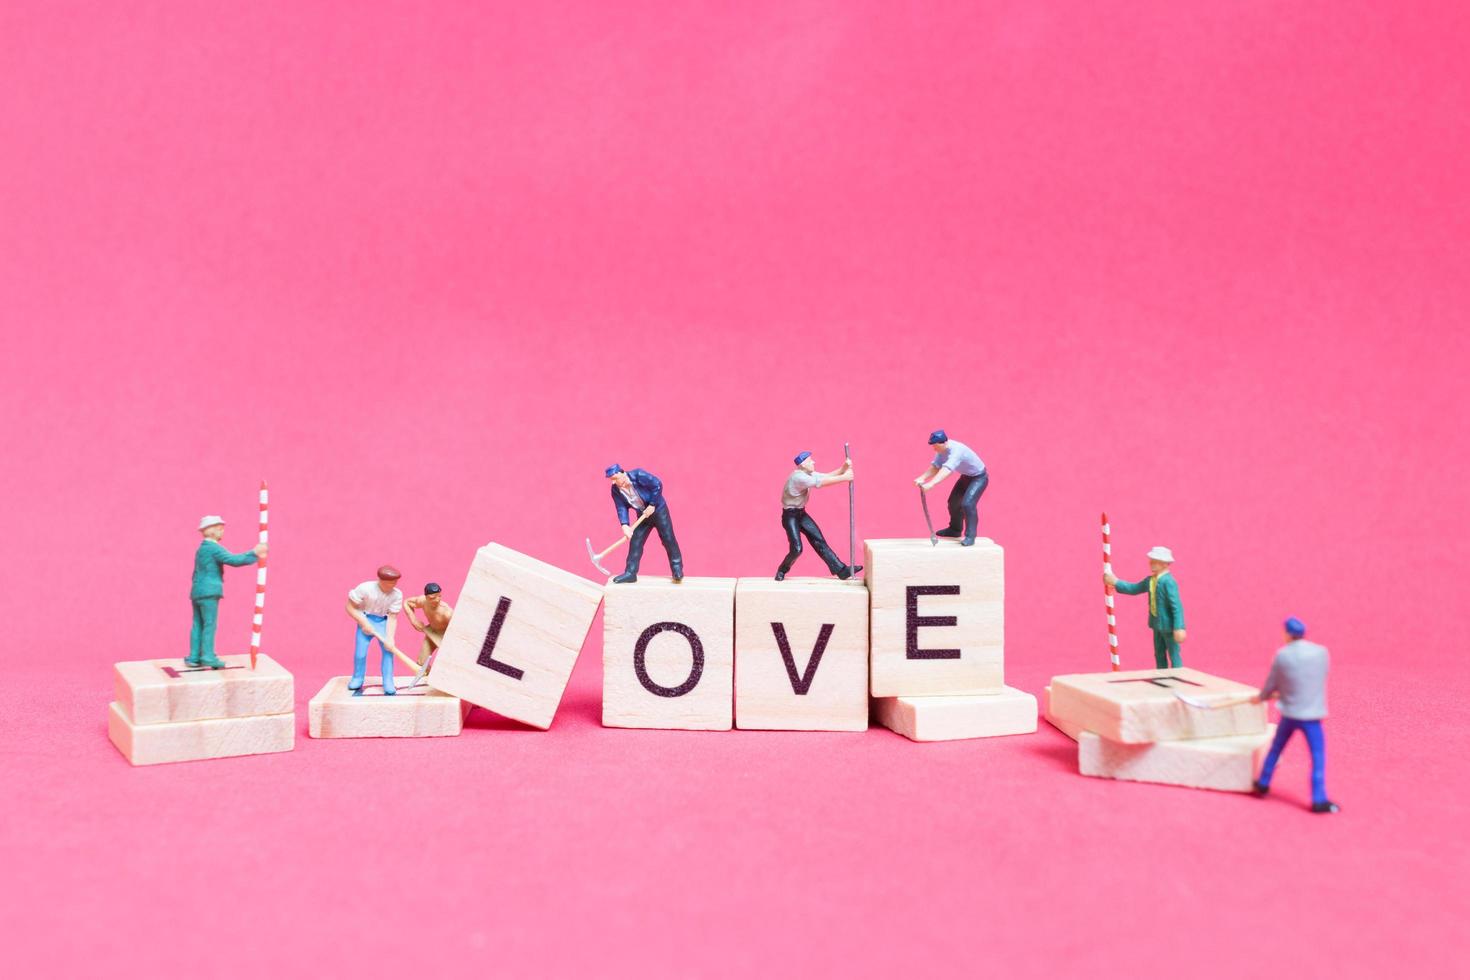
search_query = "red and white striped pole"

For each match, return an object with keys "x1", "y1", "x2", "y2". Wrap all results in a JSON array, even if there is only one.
[
  {"x1": 1102, "y1": 512, "x2": 1120, "y2": 671},
  {"x1": 251, "y1": 481, "x2": 268, "y2": 670}
]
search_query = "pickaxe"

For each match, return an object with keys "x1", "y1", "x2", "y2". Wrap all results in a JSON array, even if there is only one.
[
  {"x1": 585, "y1": 506, "x2": 655, "y2": 576},
  {"x1": 919, "y1": 487, "x2": 937, "y2": 546}
]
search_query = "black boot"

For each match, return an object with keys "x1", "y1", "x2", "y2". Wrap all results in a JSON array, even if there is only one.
[
  {"x1": 936, "y1": 527, "x2": 962, "y2": 538},
  {"x1": 836, "y1": 564, "x2": 864, "y2": 580},
  {"x1": 1311, "y1": 801, "x2": 1340, "y2": 814},
  {"x1": 671, "y1": 562, "x2": 683, "y2": 583},
  {"x1": 612, "y1": 572, "x2": 638, "y2": 584},
  {"x1": 1251, "y1": 780, "x2": 1270, "y2": 796},
  {"x1": 774, "y1": 570, "x2": 786, "y2": 581},
  {"x1": 960, "y1": 536, "x2": 975, "y2": 546}
]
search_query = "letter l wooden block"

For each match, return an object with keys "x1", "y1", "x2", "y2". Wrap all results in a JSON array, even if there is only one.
[
  {"x1": 865, "y1": 538, "x2": 1004, "y2": 696},
  {"x1": 426, "y1": 543, "x2": 603, "y2": 730},
  {"x1": 735, "y1": 577, "x2": 868, "y2": 731},
  {"x1": 603, "y1": 577, "x2": 736, "y2": 730}
]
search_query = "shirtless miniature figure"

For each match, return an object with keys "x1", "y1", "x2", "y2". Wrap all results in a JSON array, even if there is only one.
[{"x1": 405, "y1": 582, "x2": 454, "y2": 687}]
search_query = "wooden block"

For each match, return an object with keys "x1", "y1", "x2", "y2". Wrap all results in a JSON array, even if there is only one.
[
  {"x1": 603, "y1": 576, "x2": 735, "y2": 730},
  {"x1": 1078, "y1": 725, "x2": 1277, "y2": 793},
  {"x1": 872, "y1": 686, "x2": 1037, "y2": 742},
  {"x1": 307, "y1": 677, "x2": 469, "y2": 738},
  {"x1": 864, "y1": 537, "x2": 1004, "y2": 696},
  {"x1": 107, "y1": 702, "x2": 294, "y2": 766},
  {"x1": 1041, "y1": 685, "x2": 1085, "y2": 740},
  {"x1": 1047, "y1": 667, "x2": 1267, "y2": 744},
  {"x1": 113, "y1": 654, "x2": 293, "y2": 725},
  {"x1": 734, "y1": 577, "x2": 868, "y2": 732},
  {"x1": 426, "y1": 543, "x2": 603, "y2": 730}
]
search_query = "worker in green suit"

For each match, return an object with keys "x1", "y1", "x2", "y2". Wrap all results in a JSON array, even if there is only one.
[
  {"x1": 1104, "y1": 545, "x2": 1186, "y2": 668},
  {"x1": 189, "y1": 515, "x2": 267, "y2": 668}
]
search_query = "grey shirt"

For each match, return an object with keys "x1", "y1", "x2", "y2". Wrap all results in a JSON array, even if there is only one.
[
  {"x1": 932, "y1": 440, "x2": 986, "y2": 477},
  {"x1": 1260, "y1": 639, "x2": 1329, "y2": 720},
  {"x1": 618, "y1": 484, "x2": 646, "y2": 513},
  {"x1": 781, "y1": 469, "x2": 823, "y2": 509}
]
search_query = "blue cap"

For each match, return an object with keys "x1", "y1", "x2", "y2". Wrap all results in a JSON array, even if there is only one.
[
  {"x1": 928, "y1": 429, "x2": 947, "y2": 445},
  {"x1": 605, "y1": 464, "x2": 623, "y2": 478},
  {"x1": 794, "y1": 451, "x2": 812, "y2": 465},
  {"x1": 424, "y1": 583, "x2": 441, "y2": 595},
  {"x1": 1284, "y1": 616, "x2": 1306, "y2": 638}
]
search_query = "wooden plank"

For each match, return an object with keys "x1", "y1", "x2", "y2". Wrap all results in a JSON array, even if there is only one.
[
  {"x1": 1079, "y1": 726, "x2": 1277, "y2": 793},
  {"x1": 865, "y1": 537, "x2": 1004, "y2": 696},
  {"x1": 873, "y1": 686, "x2": 1036, "y2": 742},
  {"x1": 107, "y1": 702, "x2": 293, "y2": 766},
  {"x1": 113, "y1": 653, "x2": 293, "y2": 725},
  {"x1": 734, "y1": 577, "x2": 868, "y2": 732},
  {"x1": 603, "y1": 577, "x2": 735, "y2": 730},
  {"x1": 307, "y1": 676, "x2": 469, "y2": 738},
  {"x1": 1047, "y1": 667, "x2": 1267, "y2": 744}
]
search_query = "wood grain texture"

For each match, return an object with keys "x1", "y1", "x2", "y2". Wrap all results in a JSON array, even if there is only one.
[
  {"x1": 426, "y1": 543, "x2": 603, "y2": 730},
  {"x1": 307, "y1": 676, "x2": 469, "y2": 738},
  {"x1": 603, "y1": 576, "x2": 736, "y2": 731},
  {"x1": 864, "y1": 537, "x2": 1004, "y2": 697},
  {"x1": 1041, "y1": 686, "x2": 1085, "y2": 740},
  {"x1": 1047, "y1": 667, "x2": 1267, "y2": 744},
  {"x1": 872, "y1": 686, "x2": 1037, "y2": 742},
  {"x1": 113, "y1": 654, "x2": 293, "y2": 725},
  {"x1": 1078, "y1": 725, "x2": 1277, "y2": 793},
  {"x1": 734, "y1": 577, "x2": 868, "y2": 732},
  {"x1": 107, "y1": 702, "x2": 294, "y2": 766}
]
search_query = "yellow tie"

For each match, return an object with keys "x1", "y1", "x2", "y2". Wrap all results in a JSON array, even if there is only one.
[{"x1": 1148, "y1": 574, "x2": 1158, "y2": 618}]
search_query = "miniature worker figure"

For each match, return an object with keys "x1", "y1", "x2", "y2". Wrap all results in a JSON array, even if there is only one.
[
  {"x1": 913, "y1": 429, "x2": 989, "y2": 546},
  {"x1": 189, "y1": 516, "x2": 267, "y2": 668},
  {"x1": 346, "y1": 565, "x2": 406, "y2": 695},
  {"x1": 606, "y1": 464, "x2": 683, "y2": 584},
  {"x1": 1104, "y1": 546, "x2": 1186, "y2": 668},
  {"x1": 1252, "y1": 618, "x2": 1340, "y2": 814},
  {"x1": 405, "y1": 582, "x2": 454, "y2": 681},
  {"x1": 776, "y1": 451, "x2": 861, "y2": 581}
]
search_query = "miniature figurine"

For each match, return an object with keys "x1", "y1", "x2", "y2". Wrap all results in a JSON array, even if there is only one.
[
  {"x1": 347, "y1": 565, "x2": 406, "y2": 695},
  {"x1": 776, "y1": 451, "x2": 861, "y2": 581},
  {"x1": 189, "y1": 516, "x2": 267, "y2": 669},
  {"x1": 1252, "y1": 618, "x2": 1339, "y2": 813},
  {"x1": 405, "y1": 582, "x2": 454, "y2": 687},
  {"x1": 606, "y1": 464, "x2": 683, "y2": 584},
  {"x1": 913, "y1": 430, "x2": 989, "y2": 546},
  {"x1": 1104, "y1": 546, "x2": 1185, "y2": 668}
]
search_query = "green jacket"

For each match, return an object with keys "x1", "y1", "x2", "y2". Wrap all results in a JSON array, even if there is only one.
[
  {"x1": 191, "y1": 539, "x2": 258, "y2": 599},
  {"x1": 1114, "y1": 571, "x2": 1185, "y2": 633}
]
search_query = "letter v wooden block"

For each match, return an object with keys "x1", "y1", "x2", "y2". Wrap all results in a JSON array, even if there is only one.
[
  {"x1": 865, "y1": 538, "x2": 1004, "y2": 696},
  {"x1": 426, "y1": 543, "x2": 603, "y2": 730},
  {"x1": 734, "y1": 577, "x2": 868, "y2": 731}
]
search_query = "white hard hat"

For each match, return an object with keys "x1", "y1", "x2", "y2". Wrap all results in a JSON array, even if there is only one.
[
  {"x1": 198, "y1": 515, "x2": 226, "y2": 531},
  {"x1": 1146, "y1": 546, "x2": 1175, "y2": 563}
]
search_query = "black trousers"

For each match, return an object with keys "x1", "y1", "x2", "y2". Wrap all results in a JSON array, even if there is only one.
[
  {"x1": 624, "y1": 502, "x2": 683, "y2": 577},
  {"x1": 777, "y1": 508, "x2": 845, "y2": 576},
  {"x1": 938, "y1": 471, "x2": 989, "y2": 541}
]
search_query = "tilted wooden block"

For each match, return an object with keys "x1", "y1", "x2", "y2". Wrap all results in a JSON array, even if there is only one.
[
  {"x1": 1047, "y1": 667, "x2": 1267, "y2": 744},
  {"x1": 1041, "y1": 686, "x2": 1085, "y2": 740},
  {"x1": 1078, "y1": 726, "x2": 1277, "y2": 793},
  {"x1": 603, "y1": 577, "x2": 735, "y2": 731},
  {"x1": 873, "y1": 686, "x2": 1037, "y2": 742},
  {"x1": 308, "y1": 677, "x2": 469, "y2": 738},
  {"x1": 113, "y1": 654, "x2": 293, "y2": 725},
  {"x1": 865, "y1": 537, "x2": 1004, "y2": 697},
  {"x1": 734, "y1": 577, "x2": 868, "y2": 732},
  {"x1": 426, "y1": 543, "x2": 603, "y2": 730},
  {"x1": 108, "y1": 702, "x2": 294, "y2": 766}
]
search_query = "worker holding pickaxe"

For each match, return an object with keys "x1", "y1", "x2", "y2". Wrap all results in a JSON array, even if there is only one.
[
  {"x1": 404, "y1": 582, "x2": 453, "y2": 687},
  {"x1": 914, "y1": 429, "x2": 989, "y2": 546},
  {"x1": 605, "y1": 464, "x2": 683, "y2": 584},
  {"x1": 346, "y1": 565, "x2": 417, "y2": 695},
  {"x1": 775, "y1": 451, "x2": 861, "y2": 581}
]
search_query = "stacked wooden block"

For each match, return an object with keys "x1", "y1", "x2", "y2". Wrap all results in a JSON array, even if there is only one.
[
  {"x1": 108, "y1": 654, "x2": 295, "y2": 765},
  {"x1": 1043, "y1": 667, "x2": 1272, "y2": 792},
  {"x1": 867, "y1": 538, "x2": 1035, "y2": 741},
  {"x1": 307, "y1": 677, "x2": 469, "y2": 738}
]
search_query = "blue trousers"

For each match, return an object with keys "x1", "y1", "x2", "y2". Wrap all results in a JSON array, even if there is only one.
[
  {"x1": 1257, "y1": 717, "x2": 1328, "y2": 805},
  {"x1": 350, "y1": 614, "x2": 396, "y2": 694}
]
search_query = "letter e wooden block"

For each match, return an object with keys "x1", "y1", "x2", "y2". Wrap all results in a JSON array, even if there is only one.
[
  {"x1": 114, "y1": 654, "x2": 293, "y2": 724},
  {"x1": 865, "y1": 537, "x2": 1004, "y2": 697},
  {"x1": 734, "y1": 577, "x2": 868, "y2": 732},
  {"x1": 603, "y1": 577, "x2": 735, "y2": 730},
  {"x1": 308, "y1": 677, "x2": 469, "y2": 738},
  {"x1": 1047, "y1": 667, "x2": 1267, "y2": 744},
  {"x1": 873, "y1": 687, "x2": 1037, "y2": 742},
  {"x1": 426, "y1": 543, "x2": 603, "y2": 730}
]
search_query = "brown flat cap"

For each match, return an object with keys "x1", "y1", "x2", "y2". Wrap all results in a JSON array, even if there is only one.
[{"x1": 376, "y1": 565, "x2": 402, "y2": 581}]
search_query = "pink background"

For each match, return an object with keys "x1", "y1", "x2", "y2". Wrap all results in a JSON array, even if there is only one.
[{"x1": 3, "y1": 1, "x2": 1466, "y2": 975}]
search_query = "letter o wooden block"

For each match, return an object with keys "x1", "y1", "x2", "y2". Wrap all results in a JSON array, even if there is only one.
[
  {"x1": 735, "y1": 577, "x2": 868, "y2": 731},
  {"x1": 865, "y1": 538, "x2": 1004, "y2": 697},
  {"x1": 603, "y1": 577, "x2": 736, "y2": 730},
  {"x1": 426, "y1": 543, "x2": 604, "y2": 730}
]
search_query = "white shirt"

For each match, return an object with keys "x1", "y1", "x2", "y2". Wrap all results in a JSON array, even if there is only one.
[
  {"x1": 932, "y1": 440, "x2": 986, "y2": 477},
  {"x1": 782, "y1": 469, "x2": 824, "y2": 509},
  {"x1": 348, "y1": 581, "x2": 404, "y2": 616}
]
